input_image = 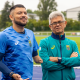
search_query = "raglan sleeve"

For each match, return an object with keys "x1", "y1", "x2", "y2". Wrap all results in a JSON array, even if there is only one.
[
  {"x1": 32, "y1": 33, "x2": 39, "y2": 57},
  {"x1": 39, "y1": 39, "x2": 65, "y2": 71},
  {"x1": 0, "y1": 32, "x2": 12, "y2": 75},
  {"x1": 61, "y1": 41, "x2": 80, "y2": 67},
  {"x1": 0, "y1": 32, "x2": 7, "y2": 53}
]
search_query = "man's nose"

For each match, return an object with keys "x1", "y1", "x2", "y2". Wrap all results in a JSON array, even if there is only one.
[
  {"x1": 21, "y1": 13, "x2": 28, "y2": 18},
  {"x1": 56, "y1": 22, "x2": 60, "y2": 26}
]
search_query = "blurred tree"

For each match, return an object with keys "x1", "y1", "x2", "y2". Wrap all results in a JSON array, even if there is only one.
[
  {"x1": 0, "y1": 1, "x2": 14, "y2": 29},
  {"x1": 37, "y1": 0, "x2": 57, "y2": 20},
  {"x1": 61, "y1": 11, "x2": 66, "y2": 18},
  {"x1": 78, "y1": 11, "x2": 80, "y2": 21},
  {"x1": 65, "y1": 18, "x2": 74, "y2": 31},
  {"x1": 28, "y1": 14, "x2": 35, "y2": 19},
  {"x1": 27, "y1": 9, "x2": 36, "y2": 20},
  {"x1": 33, "y1": 10, "x2": 39, "y2": 14},
  {"x1": 27, "y1": 9, "x2": 33, "y2": 13}
]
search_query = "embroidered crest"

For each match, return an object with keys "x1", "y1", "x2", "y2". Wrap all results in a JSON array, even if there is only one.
[
  {"x1": 66, "y1": 45, "x2": 70, "y2": 50},
  {"x1": 28, "y1": 40, "x2": 32, "y2": 47}
]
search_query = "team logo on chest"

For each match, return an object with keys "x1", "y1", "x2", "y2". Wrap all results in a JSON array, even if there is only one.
[
  {"x1": 66, "y1": 45, "x2": 70, "y2": 50},
  {"x1": 26, "y1": 36, "x2": 32, "y2": 47},
  {"x1": 28, "y1": 40, "x2": 32, "y2": 47}
]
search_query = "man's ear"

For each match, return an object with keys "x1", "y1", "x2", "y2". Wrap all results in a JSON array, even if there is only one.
[
  {"x1": 9, "y1": 15, "x2": 13, "y2": 21},
  {"x1": 49, "y1": 25, "x2": 52, "y2": 30},
  {"x1": 64, "y1": 21, "x2": 67, "y2": 28}
]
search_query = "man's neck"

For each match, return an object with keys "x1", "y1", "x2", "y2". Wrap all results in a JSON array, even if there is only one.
[{"x1": 12, "y1": 24, "x2": 24, "y2": 32}]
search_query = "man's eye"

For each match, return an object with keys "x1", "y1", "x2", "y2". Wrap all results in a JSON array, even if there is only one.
[
  {"x1": 54, "y1": 22, "x2": 57, "y2": 24},
  {"x1": 24, "y1": 12, "x2": 27, "y2": 14},
  {"x1": 58, "y1": 21, "x2": 62, "y2": 23},
  {"x1": 17, "y1": 12, "x2": 22, "y2": 14},
  {"x1": 58, "y1": 21, "x2": 61, "y2": 23},
  {"x1": 18, "y1": 13, "x2": 20, "y2": 14}
]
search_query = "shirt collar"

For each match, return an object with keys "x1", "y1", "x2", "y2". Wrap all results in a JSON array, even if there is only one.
[{"x1": 51, "y1": 32, "x2": 65, "y2": 40}]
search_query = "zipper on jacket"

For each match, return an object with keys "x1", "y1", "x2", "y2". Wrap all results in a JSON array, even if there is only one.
[{"x1": 59, "y1": 38, "x2": 63, "y2": 80}]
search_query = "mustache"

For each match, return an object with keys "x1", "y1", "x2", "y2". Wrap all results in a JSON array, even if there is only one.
[
  {"x1": 20, "y1": 17, "x2": 27, "y2": 19},
  {"x1": 56, "y1": 25, "x2": 61, "y2": 27}
]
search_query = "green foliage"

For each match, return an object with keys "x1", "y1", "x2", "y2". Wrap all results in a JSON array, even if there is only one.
[
  {"x1": 28, "y1": 14, "x2": 36, "y2": 19},
  {"x1": 37, "y1": 0, "x2": 57, "y2": 20},
  {"x1": 65, "y1": 18, "x2": 80, "y2": 31},
  {"x1": 3, "y1": 18, "x2": 80, "y2": 31},
  {"x1": 0, "y1": 1, "x2": 14, "y2": 29},
  {"x1": 61, "y1": 11, "x2": 66, "y2": 17},
  {"x1": 27, "y1": 9, "x2": 33, "y2": 13},
  {"x1": 78, "y1": 11, "x2": 80, "y2": 21},
  {"x1": 33, "y1": 10, "x2": 39, "y2": 14},
  {"x1": 25, "y1": 19, "x2": 50, "y2": 31},
  {"x1": 0, "y1": 1, "x2": 80, "y2": 31},
  {"x1": 73, "y1": 20, "x2": 80, "y2": 30},
  {"x1": 65, "y1": 19, "x2": 74, "y2": 30},
  {"x1": 6, "y1": 21, "x2": 12, "y2": 28}
]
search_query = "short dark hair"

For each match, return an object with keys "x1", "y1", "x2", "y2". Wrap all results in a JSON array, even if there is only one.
[{"x1": 10, "y1": 4, "x2": 26, "y2": 13}]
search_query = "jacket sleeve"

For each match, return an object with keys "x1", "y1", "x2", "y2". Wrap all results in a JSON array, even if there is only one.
[
  {"x1": 61, "y1": 55, "x2": 80, "y2": 67},
  {"x1": 39, "y1": 39, "x2": 65, "y2": 71},
  {"x1": 61, "y1": 41, "x2": 80, "y2": 67}
]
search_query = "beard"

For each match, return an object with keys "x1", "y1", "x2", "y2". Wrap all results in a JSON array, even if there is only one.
[{"x1": 14, "y1": 18, "x2": 27, "y2": 27}]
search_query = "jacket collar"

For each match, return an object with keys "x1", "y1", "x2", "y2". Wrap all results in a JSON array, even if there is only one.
[{"x1": 51, "y1": 32, "x2": 65, "y2": 40}]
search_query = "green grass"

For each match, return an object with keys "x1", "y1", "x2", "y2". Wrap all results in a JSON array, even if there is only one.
[{"x1": 35, "y1": 36, "x2": 80, "y2": 53}]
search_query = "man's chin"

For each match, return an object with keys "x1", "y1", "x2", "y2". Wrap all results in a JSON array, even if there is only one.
[
  {"x1": 17, "y1": 23, "x2": 27, "y2": 27},
  {"x1": 15, "y1": 21, "x2": 27, "y2": 27}
]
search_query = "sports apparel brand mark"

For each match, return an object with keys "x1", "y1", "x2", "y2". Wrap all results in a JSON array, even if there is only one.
[
  {"x1": 51, "y1": 45, "x2": 55, "y2": 49},
  {"x1": 15, "y1": 41, "x2": 19, "y2": 45}
]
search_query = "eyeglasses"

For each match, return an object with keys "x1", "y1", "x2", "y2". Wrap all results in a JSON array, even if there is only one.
[{"x1": 51, "y1": 21, "x2": 65, "y2": 26}]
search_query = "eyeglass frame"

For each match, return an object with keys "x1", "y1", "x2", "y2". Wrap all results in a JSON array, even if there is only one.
[{"x1": 50, "y1": 21, "x2": 65, "y2": 26}]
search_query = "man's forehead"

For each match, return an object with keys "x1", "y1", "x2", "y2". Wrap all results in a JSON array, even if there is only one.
[
  {"x1": 51, "y1": 16, "x2": 63, "y2": 22},
  {"x1": 14, "y1": 7, "x2": 26, "y2": 11},
  {"x1": 10, "y1": 7, "x2": 27, "y2": 15}
]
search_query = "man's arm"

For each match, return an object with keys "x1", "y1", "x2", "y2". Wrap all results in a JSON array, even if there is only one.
[
  {"x1": 39, "y1": 39, "x2": 65, "y2": 71},
  {"x1": 0, "y1": 33, "x2": 21, "y2": 80},
  {"x1": 50, "y1": 52, "x2": 80, "y2": 67},
  {"x1": 61, "y1": 55, "x2": 80, "y2": 67},
  {"x1": 32, "y1": 33, "x2": 43, "y2": 63},
  {"x1": 32, "y1": 51, "x2": 43, "y2": 63},
  {"x1": 49, "y1": 52, "x2": 78, "y2": 62},
  {"x1": 0, "y1": 53, "x2": 21, "y2": 80},
  {"x1": 50, "y1": 40, "x2": 80, "y2": 67},
  {"x1": 33, "y1": 55, "x2": 43, "y2": 63}
]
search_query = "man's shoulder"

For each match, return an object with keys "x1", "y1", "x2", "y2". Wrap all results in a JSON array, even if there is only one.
[
  {"x1": 40, "y1": 36, "x2": 51, "y2": 43},
  {"x1": 0, "y1": 31, "x2": 7, "y2": 41},
  {"x1": 0, "y1": 26, "x2": 14, "y2": 37},
  {"x1": 65, "y1": 38, "x2": 76, "y2": 44},
  {"x1": 0, "y1": 31, "x2": 6, "y2": 37},
  {"x1": 24, "y1": 28, "x2": 33, "y2": 33},
  {"x1": 2, "y1": 26, "x2": 13, "y2": 34}
]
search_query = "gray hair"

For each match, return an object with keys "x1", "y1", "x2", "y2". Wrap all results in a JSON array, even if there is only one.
[{"x1": 49, "y1": 11, "x2": 65, "y2": 25}]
